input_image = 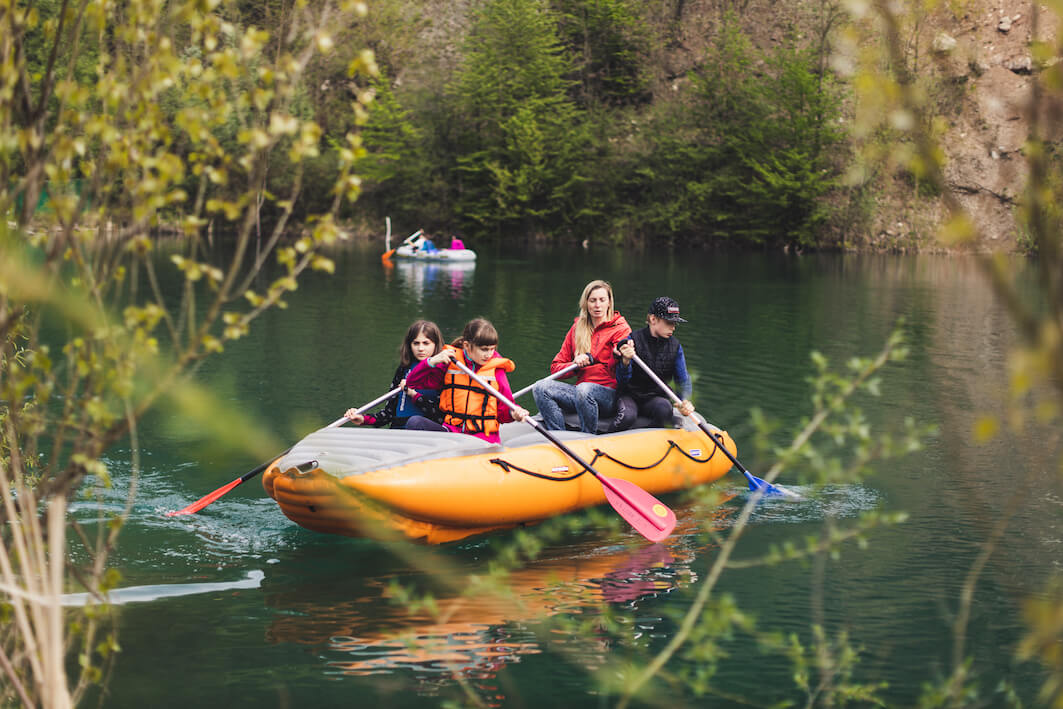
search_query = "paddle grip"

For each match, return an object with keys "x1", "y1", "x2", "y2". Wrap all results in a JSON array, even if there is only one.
[
  {"x1": 511, "y1": 354, "x2": 594, "y2": 400},
  {"x1": 336, "y1": 385, "x2": 405, "y2": 426}
]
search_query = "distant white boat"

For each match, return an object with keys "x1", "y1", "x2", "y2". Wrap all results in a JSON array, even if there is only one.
[
  {"x1": 382, "y1": 217, "x2": 476, "y2": 262},
  {"x1": 392, "y1": 243, "x2": 477, "y2": 261}
]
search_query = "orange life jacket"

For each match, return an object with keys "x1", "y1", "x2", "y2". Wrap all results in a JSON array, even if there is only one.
[{"x1": 438, "y1": 345, "x2": 515, "y2": 435}]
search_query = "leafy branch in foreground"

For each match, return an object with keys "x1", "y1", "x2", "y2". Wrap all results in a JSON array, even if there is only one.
[
  {"x1": 844, "y1": 0, "x2": 1063, "y2": 705},
  {"x1": 0, "y1": 0, "x2": 376, "y2": 705},
  {"x1": 366, "y1": 335, "x2": 928, "y2": 707},
  {"x1": 430, "y1": 327, "x2": 924, "y2": 708},
  {"x1": 599, "y1": 327, "x2": 922, "y2": 708}
]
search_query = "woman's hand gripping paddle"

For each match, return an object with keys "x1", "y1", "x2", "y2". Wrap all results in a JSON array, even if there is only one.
[
  {"x1": 450, "y1": 358, "x2": 676, "y2": 542},
  {"x1": 510, "y1": 355, "x2": 593, "y2": 400},
  {"x1": 625, "y1": 348, "x2": 800, "y2": 499},
  {"x1": 166, "y1": 385, "x2": 404, "y2": 516}
]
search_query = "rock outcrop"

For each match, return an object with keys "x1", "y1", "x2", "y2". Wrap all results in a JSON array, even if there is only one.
[{"x1": 928, "y1": 1, "x2": 1057, "y2": 251}]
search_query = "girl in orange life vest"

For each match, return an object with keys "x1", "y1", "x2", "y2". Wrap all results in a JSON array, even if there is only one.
[
  {"x1": 404, "y1": 318, "x2": 529, "y2": 443},
  {"x1": 343, "y1": 320, "x2": 445, "y2": 429}
]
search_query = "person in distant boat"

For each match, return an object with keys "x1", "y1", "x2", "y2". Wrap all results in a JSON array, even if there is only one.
[
  {"x1": 345, "y1": 320, "x2": 445, "y2": 429},
  {"x1": 533, "y1": 279, "x2": 631, "y2": 434},
  {"x1": 412, "y1": 233, "x2": 438, "y2": 253},
  {"x1": 404, "y1": 318, "x2": 529, "y2": 443},
  {"x1": 612, "y1": 297, "x2": 695, "y2": 430},
  {"x1": 449, "y1": 234, "x2": 465, "y2": 250},
  {"x1": 407, "y1": 232, "x2": 438, "y2": 254}
]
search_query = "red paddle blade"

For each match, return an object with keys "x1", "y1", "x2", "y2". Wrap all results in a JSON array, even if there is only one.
[
  {"x1": 166, "y1": 477, "x2": 242, "y2": 517},
  {"x1": 599, "y1": 475, "x2": 677, "y2": 542}
]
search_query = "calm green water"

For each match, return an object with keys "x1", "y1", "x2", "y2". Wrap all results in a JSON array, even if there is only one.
[{"x1": 79, "y1": 244, "x2": 1056, "y2": 707}]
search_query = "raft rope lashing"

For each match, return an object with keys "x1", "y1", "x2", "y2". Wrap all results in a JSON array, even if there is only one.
[
  {"x1": 489, "y1": 458, "x2": 585, "y2": 481},
  {"x1": 590, "y1": 445, "x2": 665, "y2": 470},
  {"x1": 489, "y1": 438, "x2": 720, "y2": 481},
  {"x1": 590, "y1": 439, "x2": 719, "y2": 470}
]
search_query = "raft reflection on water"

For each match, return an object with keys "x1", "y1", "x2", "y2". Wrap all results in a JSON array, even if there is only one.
[
  {"x1": 383, "y1": 258, "x2": 476, "y2": 302},
  {"x1": 264, "y1": 500, "x2": 735, "y2": 684}
]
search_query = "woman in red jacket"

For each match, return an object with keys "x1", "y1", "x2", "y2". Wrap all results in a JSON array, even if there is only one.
[{"x1": 532, "y1": 279, "x2": 631, "y2": 433}]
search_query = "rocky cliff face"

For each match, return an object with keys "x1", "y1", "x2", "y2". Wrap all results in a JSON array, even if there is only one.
[
  {"x1": 643, "y1": 0, "x2": 1055, "y2": 252},
  {"x1": 898, "y1": 0, "x2": 1056, "y2": 252}
]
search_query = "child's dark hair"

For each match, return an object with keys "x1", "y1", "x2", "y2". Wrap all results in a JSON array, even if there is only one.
[
  {"x1": 452, "y1": 317, "x2": 498, "y2": 349},
  {"x1": 399, "y1": 320, "x2": 444, "y2": 367}
]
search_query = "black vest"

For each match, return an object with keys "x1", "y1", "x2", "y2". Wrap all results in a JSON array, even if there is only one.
[{"x1": 626, "y1": 327, "x2": 680, "y2": 401}]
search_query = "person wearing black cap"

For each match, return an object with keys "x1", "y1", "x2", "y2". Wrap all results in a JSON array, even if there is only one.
[{"x1": 613, "y1": 297, "x2": 695, "y2": 430}]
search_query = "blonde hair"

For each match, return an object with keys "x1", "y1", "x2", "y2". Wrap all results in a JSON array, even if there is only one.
[{"x1": 573, "y1": 280, "x2": 614, "y2": 354}]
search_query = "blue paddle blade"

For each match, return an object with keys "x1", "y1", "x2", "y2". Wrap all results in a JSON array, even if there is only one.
[{"x1": 744, "y1": 471, "x2": 801, "y2": 499}]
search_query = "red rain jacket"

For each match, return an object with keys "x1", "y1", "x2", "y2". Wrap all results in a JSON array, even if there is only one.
[{"x1": 548, "y1": 312, "x2": 631, "y2": 389}]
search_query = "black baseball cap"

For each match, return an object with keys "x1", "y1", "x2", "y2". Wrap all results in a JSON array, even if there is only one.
[{"x1": 649, "y1": 296, "x2": 686, "y2": 323}]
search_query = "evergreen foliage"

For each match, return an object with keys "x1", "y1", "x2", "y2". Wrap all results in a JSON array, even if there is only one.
[
  {"x1": 447, "y1": 0, "x2": 589, "y2": 235},
  {"x1": 345, "y1": 3, "x2": 847, "y2": 247},
  {"x1": 353, "y1": 73, "x2": 439, "y2": 222},
  {"x1": 553, "y1": 0, "x2": 651, "y2": 108},
  {"x1": 11, "y1": 0, "x2": 855, "y2": 247},
  {"x1": 619, "y1": 21, "x2": 844, "y2": 247}
]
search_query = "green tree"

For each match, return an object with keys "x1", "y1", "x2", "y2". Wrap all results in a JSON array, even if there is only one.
[
  {"x1": 355, "y1": 72, "x2": 441, "y2": 224},
  {"x1": 698, "y1": 35, "x2": 845, "y2": 247},
  {"x1": 552, "y1": 0, "x2": 652, "y2": 108},
  {"x1": 0, "y1": 0, "x2": 375, "y2": 704},
  {"x1": 447, "y1": 0, "x2": 589, "y2": 235},
  {"x1": 623, "y1": 21, "x2": 844, "y2": 248}
]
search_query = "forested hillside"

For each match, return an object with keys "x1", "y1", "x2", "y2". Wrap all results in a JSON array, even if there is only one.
[
  {"x1": 326, "y1": 0, "x2": 850, "y2": 249},
  {"x1": 324, "y1": 0, "x2": 1054, "y2": 252},
  {"x1": 11, "y1": 0, "x2": 1052, "y2": 251}
]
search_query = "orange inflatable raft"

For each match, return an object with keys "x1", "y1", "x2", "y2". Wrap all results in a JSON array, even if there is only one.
[{"x1": 262, "y1": 420, "x2": 737, "y2": 543}]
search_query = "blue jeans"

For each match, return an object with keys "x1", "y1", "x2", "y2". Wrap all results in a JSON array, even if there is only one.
[{"x1": 533, "y1": 380, "x2": 618, "y2": 433}]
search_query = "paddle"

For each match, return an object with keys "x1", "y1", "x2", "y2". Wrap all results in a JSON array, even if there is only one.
[
  {"x1": 510, "y1": 355, "x2": 593, "y2": 400},
  {"x1": 382, "y1": 228, "x2": 425, "y2": 263},
  {"x1": 381, "y1": 217, "x2": 395, "y2": 262},
  {"x1": 624, "y1": 348, "x2": 800, "y2": 499},
  {"x1": 166, "y1": 386, "x2": 404, "y2": 516},
  {"x1": 450, "y1": 358, "x2": 676, "y2": 542}
]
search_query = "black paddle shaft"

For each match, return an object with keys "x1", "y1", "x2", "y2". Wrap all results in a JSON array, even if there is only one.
[
  {"x1": 624, "y1": 346, "x2": 750, "y2": 473},
  {"x1": 450, "y1": 359, "x2": 603, "y2": 480},
  {"x1": 526, "y1": 418, "x2": 602, "y2": 481},
  {"x1": 451, "y1": 356, "x2": 678, "y2": 541},
  {"x1": 239, "y1": 386, "x2": 405, "y2": 483},
  {"x1": 239, "y1": 457, "x2": 279, "y2": 484},
  {"x1": 169, "y1": 386, "x2": 404, "y2": 516}
]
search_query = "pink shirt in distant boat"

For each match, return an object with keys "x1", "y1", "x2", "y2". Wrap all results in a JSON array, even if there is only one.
[{"x1": 450, "y1": 237, "x2": 465, "y2": 250}]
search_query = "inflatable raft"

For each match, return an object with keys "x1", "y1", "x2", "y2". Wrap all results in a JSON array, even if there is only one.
[
  {"x1": 262, "y1": 418, "x2": 737, "y2": 543},
  {"x1": 383, "y1": 224, "x2": 476, "y2": 262},
  {"x1": 391, "y1": 244, "x2": 476, "y2": 261}
]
